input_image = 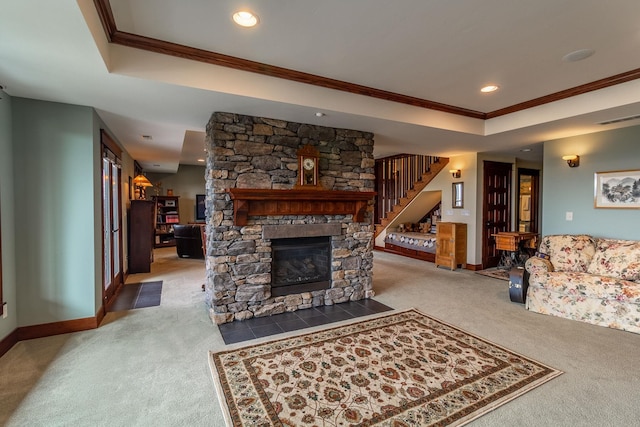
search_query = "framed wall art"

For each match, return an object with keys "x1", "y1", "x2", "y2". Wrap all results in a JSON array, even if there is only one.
[{"x1": 594, "y1": 169, "x2": 640, "y2": 209}]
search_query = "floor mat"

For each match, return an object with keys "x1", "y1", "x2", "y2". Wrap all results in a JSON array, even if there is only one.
[
  {"x1": 108, "y1": 281, "x2": 162, "y2": 311},
  {"x1": 476, "y1": 268, "x2": 510, "y2": 281}
]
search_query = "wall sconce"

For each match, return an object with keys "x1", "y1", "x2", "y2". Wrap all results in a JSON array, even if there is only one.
[
  {"x1": 449, "y1": 169, "x2": 461, "y2": 178},
  {"x1": 562, "y1": 155, "x2": 580, "y2": 168}
]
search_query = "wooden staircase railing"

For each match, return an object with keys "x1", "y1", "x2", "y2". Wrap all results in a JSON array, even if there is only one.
[{"x1": 374, "y1": 154, "x2": 448, "y2": 236}]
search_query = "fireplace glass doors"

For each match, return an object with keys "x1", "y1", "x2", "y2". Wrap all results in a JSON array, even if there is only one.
[{"x1": 271, "y1": 236, "x2": 331, "y2": 297}]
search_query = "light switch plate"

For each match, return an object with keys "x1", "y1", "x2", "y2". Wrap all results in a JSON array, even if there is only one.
[{"x1": 566, "y1": 211, "x2": 573, "y2": 221}]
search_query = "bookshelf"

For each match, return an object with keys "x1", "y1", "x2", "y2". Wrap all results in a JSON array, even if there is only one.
[{"x1": 153, "y1": 196, "x2": 180, "y2": 247}]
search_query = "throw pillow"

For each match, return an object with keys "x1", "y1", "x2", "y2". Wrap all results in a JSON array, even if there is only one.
[
  {"x1": 587, "y1": 239, "x2": 640, "y2": 281},
  {"x1": 543, "y1": 234, "x2": 596, "y2": 272}
]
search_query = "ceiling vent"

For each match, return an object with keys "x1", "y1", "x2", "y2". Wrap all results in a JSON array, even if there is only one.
[{"x1": 598, "y1": 114, "x2": 640, "y2": 125}]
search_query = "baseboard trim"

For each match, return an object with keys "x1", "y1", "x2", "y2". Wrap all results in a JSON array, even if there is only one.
[
  {"x1": 1, "y1": 311, "x2": 104, "y2": 358},
  {"x1": 16, "y1": 317, "x2": 99, "y2": 342},
  {"x1": 465, "y1": 263, "x2": 483, "y2": 271},
  {"x1": 0, "y1": 328, "x2": 19, "y2": 358},
  {"x1": 96, "y1": 303, "x2": 106, "y2": 327}
]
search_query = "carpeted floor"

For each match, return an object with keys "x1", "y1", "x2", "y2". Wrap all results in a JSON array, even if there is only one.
[
  {"x1": 210, "y1": 308, "x2": 562, "y2": 426},
  {"x1": 3, "y1": 249, "x2": 640, "y2": 426}
]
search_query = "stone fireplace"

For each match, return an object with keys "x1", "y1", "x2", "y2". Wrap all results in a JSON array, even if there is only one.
[{"x1": 204, "y1": 112, "x2": 376, "y2": 324}]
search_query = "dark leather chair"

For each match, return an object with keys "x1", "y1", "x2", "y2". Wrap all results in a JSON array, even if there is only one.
[{"x1": 173, "y1": 224, "x2": 204, "y2": 258}]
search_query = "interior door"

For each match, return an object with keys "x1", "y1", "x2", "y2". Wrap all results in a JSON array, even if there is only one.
[
  {"x1": 102, "y1": 131, "x2": 124, "y2": 309},
  {"x1": 517, "y1": 168, "x2": 540, "y2": 233},
  {"x1": 482, "y1": 161, "x2": 512, "y2": 268}
]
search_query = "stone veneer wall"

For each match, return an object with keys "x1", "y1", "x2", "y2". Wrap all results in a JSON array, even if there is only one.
[{"x1": 205, "y1": 112, "x2": 376, "y2": 324}]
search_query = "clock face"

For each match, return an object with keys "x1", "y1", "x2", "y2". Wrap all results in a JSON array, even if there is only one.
[{"x1": 303, "y1": 158, "x2": 315, "y2": 171}]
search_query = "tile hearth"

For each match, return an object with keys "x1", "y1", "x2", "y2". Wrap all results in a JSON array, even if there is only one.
[{"x1": 218, "y1": 299, "x2": 392, "y2": 344}]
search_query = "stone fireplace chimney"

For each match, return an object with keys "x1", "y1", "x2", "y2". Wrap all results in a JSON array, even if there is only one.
[{"x1": 204, "y1": 112, "x2": 376, "y2": 324}]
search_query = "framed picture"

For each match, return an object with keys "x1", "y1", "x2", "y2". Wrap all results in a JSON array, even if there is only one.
[
  {"x1": 594, "y1": 169, "x2": 640, "y2": 209},
  {"x1": 196, "y1": 194, "x2": 205, "y2": 221}
]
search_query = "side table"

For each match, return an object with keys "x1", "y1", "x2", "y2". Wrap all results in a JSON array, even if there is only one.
[{"x1": 492, "y1": 232, "x2": 538, "y2": 270}]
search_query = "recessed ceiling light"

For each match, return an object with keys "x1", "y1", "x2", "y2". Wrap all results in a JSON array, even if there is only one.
[
  {"x1": 197, "y1": 158, "x2": 205, "y2": 162},
  {"x1": 520, "y1": 148, "x2": 532, "y2": 152},
  {"x1": 233, "y1": 10, "x2": 259, "y2": 27},
  {"x1": 480, "y1": 85, "x2": 499, "y2": 93},
  {"x1": 315, "y1": 112, "x2": 325, "y2": 117},
  {"x1": 562, "y1": 49, "x2": 595, "y2": 62}
]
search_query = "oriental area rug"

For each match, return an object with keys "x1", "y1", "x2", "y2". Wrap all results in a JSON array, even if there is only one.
[{"x1": 209, "y1": 308, "x2": 561, "y2": 426}]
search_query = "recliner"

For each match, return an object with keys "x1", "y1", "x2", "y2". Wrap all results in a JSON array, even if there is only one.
[{"x1": 173, "y1": 224, "x2": 204, "y2": 258}]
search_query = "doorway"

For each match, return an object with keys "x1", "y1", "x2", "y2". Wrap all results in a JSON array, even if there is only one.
[
  {"x1": 517, "y1": 168, "x2": 540, "y2": 233},
  {"x1": 101, "y1": 131, "x2": 124, "y2": 309},
  {"x1": 481, "y1": 161, "x2": 512, "y2": 269}
]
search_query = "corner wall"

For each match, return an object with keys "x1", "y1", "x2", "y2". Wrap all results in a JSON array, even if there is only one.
[
  {"x1": 0, "y1": 90, "x2": 17, "y2": 340},
  {"x1": 542, "y1": 125, "x2": 640, "y2": 240},
  {"x1": 13, "y1": 98, "x2": 100, "y2": 325}
]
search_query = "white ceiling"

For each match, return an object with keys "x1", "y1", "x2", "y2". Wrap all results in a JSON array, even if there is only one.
[{"x1": 2, "y1": 0, "x2": 640, "y2": 172}]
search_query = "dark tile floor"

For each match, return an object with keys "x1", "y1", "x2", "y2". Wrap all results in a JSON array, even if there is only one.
[
  {"x1": 108, "y1": 281, "x2": 163, "y2": 312},
  {"x1": 218, "y1": 299, "x2": 393, "y2": 344}
]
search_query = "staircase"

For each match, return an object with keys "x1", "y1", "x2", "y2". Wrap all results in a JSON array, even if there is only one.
[{"x1": 374, "y1": 155, "x2": 448, "y2": 237}]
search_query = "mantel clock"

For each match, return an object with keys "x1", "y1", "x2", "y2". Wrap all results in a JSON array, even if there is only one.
[{"x1": 296, "y1": 145, "x2": 321, "y2": 188}]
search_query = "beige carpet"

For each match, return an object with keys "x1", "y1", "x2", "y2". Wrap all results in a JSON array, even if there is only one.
[
  {"x1": 209, "y1": 308, "x2": 562, "y2": 426},
  {"x1": 3, "y1": 249, "x2": 640, "y2": 426}
]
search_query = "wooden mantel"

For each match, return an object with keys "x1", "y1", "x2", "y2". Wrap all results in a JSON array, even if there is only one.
[{"x1": 228, "y1": 188, "x2": 377, "y2": 226}]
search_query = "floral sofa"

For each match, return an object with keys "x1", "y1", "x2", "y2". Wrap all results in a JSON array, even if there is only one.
[{"x1": 525, "y1": 234, "x2": 640, "y2": 334}]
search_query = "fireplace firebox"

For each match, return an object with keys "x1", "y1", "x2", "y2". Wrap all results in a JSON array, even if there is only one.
[{"x1": 271, "y1": 236, "x2": 331, "y2": 297}]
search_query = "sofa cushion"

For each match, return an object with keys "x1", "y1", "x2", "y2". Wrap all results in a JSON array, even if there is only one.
[
  {"x1": 587, "y1": 239, "x2": 640, "y2": 281},
  {"x1": 539, "y1": 234, "x2": 596, "y2": 272},
  {"x1": 528, "y1": 271, "x2": 640, "y2": 303}
]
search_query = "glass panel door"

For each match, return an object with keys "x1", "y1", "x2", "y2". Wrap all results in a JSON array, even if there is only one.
[
  {"x1": 102, "y1": 147, "x2": 123, "y2": 304},
  {"x1": 111, "y1": 162, "x2": 121, "y2": 284},
  {"x1": 103, "y1": 157, "x2": 112, "y2": 290}
]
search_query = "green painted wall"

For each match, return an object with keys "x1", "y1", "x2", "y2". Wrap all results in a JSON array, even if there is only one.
[
  {"x1": 542, "y1": 125, "x2": 640, "y2": 240},
  {"x1": 0, "y1": 90, "x2": 17, "y2": 338},
  {"x1": 147, "y1": 165, "x2": 206, "y2": 223},
  {"x1": 13, "y1": 98, "x2": 100, "y2": 325}
]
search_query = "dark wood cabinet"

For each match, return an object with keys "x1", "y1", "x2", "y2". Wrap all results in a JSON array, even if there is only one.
[{"x1": 129, "y1": 200, "x2": 154, "y2": 273}]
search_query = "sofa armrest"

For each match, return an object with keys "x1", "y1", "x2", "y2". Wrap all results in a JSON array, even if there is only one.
[{"x1": 525, "y1": 257, "x2": 554, "y2": 274}]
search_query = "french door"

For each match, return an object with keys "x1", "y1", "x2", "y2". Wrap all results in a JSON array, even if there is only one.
[{"x1": 102, "y1": 131, "x2": 123, "y2": 308}]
